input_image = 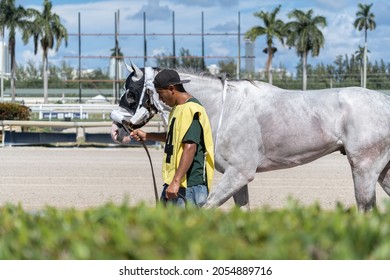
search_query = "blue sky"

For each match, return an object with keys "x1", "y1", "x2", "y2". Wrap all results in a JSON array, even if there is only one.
[{"x1": 9, "y1": 0, "x2": 390, "y2": 75}]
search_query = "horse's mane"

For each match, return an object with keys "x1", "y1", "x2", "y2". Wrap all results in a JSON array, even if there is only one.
[
  {"x1": 177, "y1": 68, "x2": 259, "y2": 84},
  {"x1": 175, "y1": 67, "x2": 210, "y2": 76},
  {"x1": 171, "y1": 67, "x2": 274, "y2": 91}
]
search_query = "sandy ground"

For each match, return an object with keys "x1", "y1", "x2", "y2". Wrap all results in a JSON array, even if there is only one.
[{"x1": 0, "y1": 146, "x2": 389, "y2": 211}]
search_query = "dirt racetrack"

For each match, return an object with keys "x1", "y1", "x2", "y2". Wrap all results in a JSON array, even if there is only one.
[{"x1": 0, "y1": 146, "x2": 389, "y2": 211}]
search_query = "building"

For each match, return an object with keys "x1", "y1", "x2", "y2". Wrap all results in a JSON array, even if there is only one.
[
  {"x1": 245, "y1": 39, "x2": 255, "y2": 74},
  {"x1": 70, "y1": 68, "x2": 96, "y2": 80},
  {"x1": 108, "y1": 58, "x2": 127, "y2": 80},
  {"x1": 1, "y1": 37, "x2": 11, "y2": 101},
  {"x1": 0, "y1": 39, "x2": 11, "y2": 77}
]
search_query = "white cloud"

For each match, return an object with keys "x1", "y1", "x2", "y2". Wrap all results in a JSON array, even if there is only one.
[
  {"x1": 209, "y1": 41, "x2": 230, "y2": 57},
  {"x1": 129, "y1": 0, "x2": 172, "y2": 22},
  {"x1": 151, "y1": 47, "x2": 168, "y2": 56},
  {"x1": 20, "y1": 47, "x2": 60, "y2": 67},
  {"x1": 321, "y1": 12, "x2": 360, "y2": 62},
  {"x1": 21, "y1": 50, "x2": 41, "y2": 67}
]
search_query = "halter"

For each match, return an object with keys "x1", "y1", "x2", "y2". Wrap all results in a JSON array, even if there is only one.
[
  {"x1": 129, "y1": 67, "x2": 168, "y2": 130},
  {"x1": 144, "y1": 67, "x2": 169, "y2": 130},
  {"x1": 111, "y1": 66, "x2": 170, "y2": 132}
]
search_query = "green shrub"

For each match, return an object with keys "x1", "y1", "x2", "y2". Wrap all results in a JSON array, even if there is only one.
[
  {"x1": 0, "y1": 103, "x2": 31, "y2": 120},
  {"x1": 1, "y1": 201, "x2": 390, "y2": 260}
]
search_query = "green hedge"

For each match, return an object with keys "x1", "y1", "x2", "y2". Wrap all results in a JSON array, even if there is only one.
[
  {"x1": 0, "y1": 103, "x2": 30, "y2": 120},
  {"x1": 1, "y1": 201, "x2": 390, "y2": 260}
]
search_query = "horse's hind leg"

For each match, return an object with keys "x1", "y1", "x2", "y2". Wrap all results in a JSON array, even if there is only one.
[
  {"x1": 233, "y1": 185, "x2": 250, "y2": 211},
  {"x1": 378, "y1": 162, "x2": 390, "y2": 196}
]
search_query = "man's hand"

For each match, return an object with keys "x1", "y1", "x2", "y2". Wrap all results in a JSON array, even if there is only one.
[
  {"x1": 130, "y1": 129, "x2": 147, "y2": 142},
  {"x1": 165, "y1": 181, "x2": 180, "y2": 199}
]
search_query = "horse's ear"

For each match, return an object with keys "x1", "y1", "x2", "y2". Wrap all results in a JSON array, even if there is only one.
[
  {"x1": 125, "y1": 60, "x2": 144, "y2": 82},
  {"x1": 124, "y1": 61, "x2": 134, "y2": 74},
  {"x1": 217, "y1": 73, "x2": 227, "y2": 85}
]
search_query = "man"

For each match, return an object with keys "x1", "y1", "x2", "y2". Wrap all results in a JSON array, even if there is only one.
[{"x1": 131, "y1": 69, "x2": 214, "y2": 208}]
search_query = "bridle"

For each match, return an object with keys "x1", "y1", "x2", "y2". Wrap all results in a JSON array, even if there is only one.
[{"x1": 134, "y1": 66, "x2": 168, "y2": 130}]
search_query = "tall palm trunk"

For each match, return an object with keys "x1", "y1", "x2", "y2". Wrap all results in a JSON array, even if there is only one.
[
  {"x1": 363, "y1": 41, "x2": 367, "y2": 88},
  {"x1": 10, "y1": 38, "x2": 16, "y2": 102},
  {"x1": 43, "y1": 52, "x2": 48, "y2": 103},
  {"x1": 302, "y1": 52, "x2": 308, "y2": 91},
  {"x1": 266, "y1": 48, "x2": 273, "y2": 85},
  {"x1": 10, "y1": 58, "x2": 16, "y2": 102}
]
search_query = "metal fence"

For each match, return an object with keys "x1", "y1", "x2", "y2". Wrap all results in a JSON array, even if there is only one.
[{"x1": 64, "y1": 11, "x2": 245, "y2": 102}]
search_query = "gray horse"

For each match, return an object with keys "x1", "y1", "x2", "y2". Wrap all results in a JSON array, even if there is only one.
[{"x1": 111, "y1": 63, "x2": 390, "y2": 212}]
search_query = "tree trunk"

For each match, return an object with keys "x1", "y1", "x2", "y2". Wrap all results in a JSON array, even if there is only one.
[
  {"x1": 10, "y1": 42, "x2": 16, "y2": 102},
  {"x1": 302, "y1": 53, "x2": 307, "y2": 91},
  {"x1": 266, "y1": 48, "x2": 273, "y2": 85},
  {"x1": 11, "y1": 66, "x2": 15, "y2": 102},
  {"x1": 363, "y1": 42, "x2": 367, "y2": 88},
  {"x1": 43, "y1": 54, "x2": 48, "y2": 104}
]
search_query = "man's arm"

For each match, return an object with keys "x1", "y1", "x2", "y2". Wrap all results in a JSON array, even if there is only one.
[
  {"x1": 131, "y1": 129, "x2": 166, "y2": 142},
  {"x1": 165, "y1": 142, "x2": 197, "y2": 199}
]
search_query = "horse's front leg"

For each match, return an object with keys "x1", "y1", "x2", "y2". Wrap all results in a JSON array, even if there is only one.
[
  {"x1": 204, "y1": 166, "x2": 255, "y2": 209},
  {"x1": 233, "y1": 185, "x2": 250, "y2": 211}
]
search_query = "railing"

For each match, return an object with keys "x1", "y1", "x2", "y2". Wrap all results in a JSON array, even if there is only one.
[
  {"x1": 0, "y1": 120, "x2": 163, "y2": 147},
  {"x1": 28, "y1": 104, "x2": 118, "y2": 120}
]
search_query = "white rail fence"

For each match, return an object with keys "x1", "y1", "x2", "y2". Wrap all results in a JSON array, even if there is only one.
[
  {"x1": 28, "y1": 104, "x2": 118, "y2": 120},
  {"x1": 0, "y1": 120, "x2": 163, "y2": 147}
]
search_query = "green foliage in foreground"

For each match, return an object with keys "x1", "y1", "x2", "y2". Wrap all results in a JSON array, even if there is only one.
[{"x1": 1, "y1": 201, "x2": 390, "y2": 260}]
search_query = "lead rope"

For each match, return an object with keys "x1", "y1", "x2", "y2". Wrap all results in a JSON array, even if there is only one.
[
  {"x1": 141, "y1": 67, "x2": 161, "y2": 205},
  {"x1": 122, "y1": 124, "x2": 159, "y2": 206},
  {"x1": 141, "y1": 141, "x2": 159, "y2": 205}
]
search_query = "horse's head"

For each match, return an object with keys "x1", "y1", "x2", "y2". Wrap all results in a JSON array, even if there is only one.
[{"x1": 110, "y1": 61, "x2": 169, "y2": 143}]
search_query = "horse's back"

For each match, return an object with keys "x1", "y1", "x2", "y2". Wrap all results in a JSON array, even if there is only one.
[{"x1": 228, "y1": 85, "x2": 390, "y2": 171}]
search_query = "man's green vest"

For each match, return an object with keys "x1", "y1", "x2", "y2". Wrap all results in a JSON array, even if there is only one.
[{"x1": 162, "y1": 101, "x2": 214, "y2": 191}]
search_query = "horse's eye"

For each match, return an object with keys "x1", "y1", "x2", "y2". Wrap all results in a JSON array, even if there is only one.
[{"x1": 126, "y1": 91, "x2": 136, "y2": 104}]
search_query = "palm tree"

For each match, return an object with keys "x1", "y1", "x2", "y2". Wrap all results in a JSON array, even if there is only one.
[
  {"x1": 27, "y1": 0, "x2": 68, "y2": 103},
  {"x1": 0, "y1": 0, "x2": 36, "y2": 102},
  {"x1": 285, "y1": 9, "x2": 327, "y2": 90},
  {"x1": 245, "y1": 5, "x2": 285, "y2": 85},
  {"x1": 353, "y1": 3, "x2": 376, "y2": 88},
  {"x1": 355, "y1": 45, "x2": 370, "y2": 87}
]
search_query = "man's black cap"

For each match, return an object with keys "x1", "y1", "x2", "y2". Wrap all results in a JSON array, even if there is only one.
[{"x1": 153, "y1": 69, "x2": 190, "y2": 89}]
